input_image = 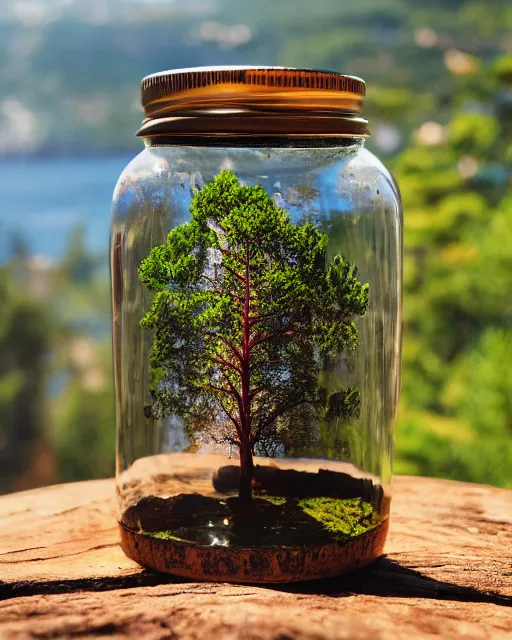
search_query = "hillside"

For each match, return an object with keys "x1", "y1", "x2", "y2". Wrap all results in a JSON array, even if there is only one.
[{"x1": 1, "y1": 0, "x2": 510, "y2": 156}]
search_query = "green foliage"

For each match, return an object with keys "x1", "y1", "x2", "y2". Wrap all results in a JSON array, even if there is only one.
[
  {"x1": 445, "y1": 329, "x2": 512, "y2": 437},
  {"x1": 47, "y1": 243, "x2": 115, "y2": 483},
  {"x1": 60, "y1": 225, "x2": 97, "y2": 284},
  {"x1": 263, "y1": 496, "x2": 287, "y2": 506},
  {"x1": 0, "y1": 226, "x2": 115, "y2": 492},
  {"x1": 50, "y1": 377, "x2": 115, "y2": 483},
  {"x1": 0, "y1": 267, "x2": 51, "y2": 492},
  {"x1": 297, "y1": 496, "x2": 377, "y2": 538},
  {"x1": 139, "y1": 171, "x2": 368, "y2": 460},
  {"x1": 394, "y1": 55, "x2": 512, "y2": 486},
  {"x1": 448, "y1": 114, "x2": 499, "y2": 155}
]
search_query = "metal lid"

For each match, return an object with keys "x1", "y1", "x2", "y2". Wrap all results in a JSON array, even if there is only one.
[{"x1": 138, "y1": 66, "x2": 368, "y2": 139}]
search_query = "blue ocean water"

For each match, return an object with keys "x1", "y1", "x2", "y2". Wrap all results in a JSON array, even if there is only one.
[{"x1": 0, "y1": 156, "x2": 133, "y2": 262}]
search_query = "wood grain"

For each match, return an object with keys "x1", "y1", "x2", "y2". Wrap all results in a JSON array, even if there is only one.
[{"x1": 1, "y1": 475, "x2": 511, "y2": 639}]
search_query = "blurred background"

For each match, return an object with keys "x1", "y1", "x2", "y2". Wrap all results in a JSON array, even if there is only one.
[{"x1": 0, "y1": 0, "x2": 511, "y2": 494}]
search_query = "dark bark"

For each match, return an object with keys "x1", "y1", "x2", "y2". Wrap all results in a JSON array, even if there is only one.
[
  {"x1": 239, "y1": 242, "x2": 254, "y2": 501},
  {"x1": 238, "y1": 437, "x2": 254, "y2": 502}
]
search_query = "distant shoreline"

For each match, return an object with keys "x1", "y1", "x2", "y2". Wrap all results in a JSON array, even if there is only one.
[
  {"x1": 0, "y1": 156, "x2": 131, "y2": 261},
  {"x1": 0, "y1": 149, "x2": 139, "y2": 163}
]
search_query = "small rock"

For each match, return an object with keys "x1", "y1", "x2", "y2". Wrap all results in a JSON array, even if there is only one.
[
  {"x1": 211, "y1": 465, "x2": 383, "y2": 509},
  {"x1": 212, "y1": 465, "x2": 240, "y2": 493},
  {"x1": 123, "y1": 493, "x2": 229, "y2": 532}
]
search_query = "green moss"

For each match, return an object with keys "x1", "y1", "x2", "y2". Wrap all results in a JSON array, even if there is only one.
[
  {"x1": 297, "y1": 496, "x2": 377, "y2": 538},
  {"x1": 262, "y1": 496, "x2": 287, "y2": 506},
  {"x1": 142, "y1": 529, "x2": 188, "y2": 542}
]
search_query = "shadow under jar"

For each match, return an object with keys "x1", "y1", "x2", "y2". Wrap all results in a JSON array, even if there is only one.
[{"x1": 111, "y1": 67, "x2": 402, "y2": 583}]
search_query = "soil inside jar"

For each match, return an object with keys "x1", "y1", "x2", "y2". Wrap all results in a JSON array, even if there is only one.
[{"x1": 119, "y1": 465, "x2": 389, "y2": 582}]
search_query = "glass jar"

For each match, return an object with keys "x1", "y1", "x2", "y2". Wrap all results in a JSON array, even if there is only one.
[{"x1": 111, "y1": 67, "x2": 402, "y2": 583}]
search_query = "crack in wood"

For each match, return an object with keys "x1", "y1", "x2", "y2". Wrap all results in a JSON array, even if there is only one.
[
  {"x1": 0, "y1": 546, "x2": 47, "y2": 557},
  {"x1": 0, "y1": 572, "x2": 178, "y2": 600},
  {"x1": 0, "y1": 543, "x2": 119, "y2": 565}
]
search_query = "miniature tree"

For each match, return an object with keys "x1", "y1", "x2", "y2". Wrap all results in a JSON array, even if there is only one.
[{"x1": 139, "y1": 171, "x2": 369, "y2": 501}]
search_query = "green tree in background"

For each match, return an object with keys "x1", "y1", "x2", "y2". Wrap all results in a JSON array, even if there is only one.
[
  {"x1": 394, "y1": 55, "x2": 512, "y2": 486},
  {"x1": 49, "y1": 229, "x2": 115, "y2": 484},
  {"x1": 0, "y1": 267, "x2": 51, "y2": 492},
  {"x1": 0, "y1": 228, "x2": 115, "y2": 492},
  {"x1": 139, "y1": 171, "x2": 368, "y2": 500}
]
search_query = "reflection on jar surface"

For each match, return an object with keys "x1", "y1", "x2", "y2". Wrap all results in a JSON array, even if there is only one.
[{"x1": 111, "y1": 67, "x2": 402, "y2": 583}]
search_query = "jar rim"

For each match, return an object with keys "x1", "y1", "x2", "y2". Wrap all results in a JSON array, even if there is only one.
[{"x1": 137, "y1": 66, "x2": 369, "y2": 139}]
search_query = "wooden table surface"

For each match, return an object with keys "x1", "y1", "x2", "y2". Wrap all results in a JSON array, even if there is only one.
[{"x1": 0, "y1": 475, "x2": 511, "y2": 639}]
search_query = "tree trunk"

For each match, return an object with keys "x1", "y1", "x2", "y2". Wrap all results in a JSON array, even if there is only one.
[
  {"x1": 238, "y1": 436, "x2": 254, "y2": 502},
  {"x1": 238, "y1": 242, "x2": 253, "y2": 502}
]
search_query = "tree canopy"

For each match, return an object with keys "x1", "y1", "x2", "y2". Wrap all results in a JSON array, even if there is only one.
[{"x1": 139, "y1": 170, "x2": 368, "y2": 499}]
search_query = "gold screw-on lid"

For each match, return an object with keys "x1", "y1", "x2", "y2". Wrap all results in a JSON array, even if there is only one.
[
  {"x1": 138, "y1": 66, "x2": 368, "y2": 138},
  {"x1": 141, "y1": 66, "x2": 365, "y2": 117}
]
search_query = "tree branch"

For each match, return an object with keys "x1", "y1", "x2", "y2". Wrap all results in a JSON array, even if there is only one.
[
  {"x1": 221, "y1": 370, "x2": 244, "y2": 418},
  {"x1": 222, "y1": 262, "x2": 245, "y2": 284},
  {"x1": 205, "y1": 334, "x2": 244, "y2": 364},
  {"x1": 199, "y1": 274, "x2": 222, "y2": 293},
  {"x1": 205, "y1": 382, "x2": 232, "y2": 396},
  {"x1": 250, "y1": 387, "x2": 267, "y2": 400},
  {"x1": 211, "y1": 355, "x2": 242, "y2": 375},
  {"x1": 199, "y1": 274, "x2": 243, "y2": 304},
  {"x1": 249, "y1": 325, "x2": 296, "y2": 349},
  {"x1": 218, "y1": 396, "x2": 243, "y2": 440},
  {"x1": 252, "y1": 399, "x2": 311, "y2": 444},
  {"x1": 220, "y1": 248, "x2": 245, "y2": 265},
  {"x1": 248, "y1": 312, "x2": 284, "y2": 327}
]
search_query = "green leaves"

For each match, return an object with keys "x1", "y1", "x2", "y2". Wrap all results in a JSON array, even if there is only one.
[
  {"x1": 324, "y1": 389, "x2": 361, "y2": 423},
  {"x1": 392, "y1": 55, "x2": 512, "y2": 488},
  {"x1": 326, "y1": 256, "x2": 369, "y2": 317},
  {"x1": 139, "y1": 170, "x2": 368, "y2": 455},
  {"x1": 138, "y1": 245, "x2": 172, "y2": 291},
  {"x1": 448, "y1": 113, "x2": 499, "y2": 155}
]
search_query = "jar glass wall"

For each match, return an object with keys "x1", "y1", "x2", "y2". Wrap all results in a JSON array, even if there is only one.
[{"x1": 111, "y1": 140, "x2": 402, "y2": 582}]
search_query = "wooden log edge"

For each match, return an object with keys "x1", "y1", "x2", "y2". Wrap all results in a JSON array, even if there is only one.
[{"x1": 119, "y1": 517, "x2": 389, "y2": 583}]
